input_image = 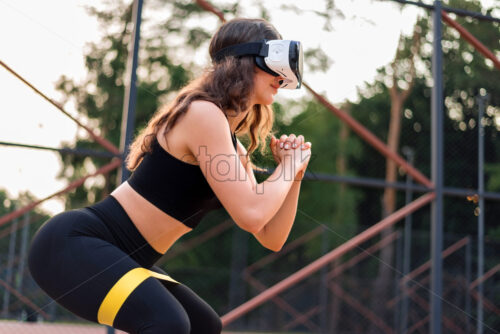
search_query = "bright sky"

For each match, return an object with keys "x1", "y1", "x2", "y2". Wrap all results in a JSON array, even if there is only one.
[{"x1": 0, "y1": 0, "x2": 493, "y2": 214}]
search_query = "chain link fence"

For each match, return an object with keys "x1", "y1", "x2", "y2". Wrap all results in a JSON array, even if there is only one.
[{"x1": 1, "y1": 191, "x2": 499, "y2": 333}]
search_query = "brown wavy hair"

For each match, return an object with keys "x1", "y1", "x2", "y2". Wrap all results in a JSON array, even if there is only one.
[{"x1": 126, "y1": 18, "x2": 282, "y2": 171}]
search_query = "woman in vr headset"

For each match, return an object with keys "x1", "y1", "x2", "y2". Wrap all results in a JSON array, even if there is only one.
[{"x1": 28, "y1": 18, "x2": 311, "y2": 334}]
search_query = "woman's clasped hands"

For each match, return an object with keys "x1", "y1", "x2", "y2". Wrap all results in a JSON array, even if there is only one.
[{"x1": 270, "y1": 134, "x2": 312, "y2": 180}]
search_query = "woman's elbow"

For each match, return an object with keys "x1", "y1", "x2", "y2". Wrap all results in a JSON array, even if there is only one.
[
  {"x1": 235, "y1": 208, "x2": 266, "y2": 234},
  {"x1": 251, "y1": 226, "x2": 285, "y2": 252},
  {"x1": 265, "y1": 243, "x2": 283, "y2": 252}
]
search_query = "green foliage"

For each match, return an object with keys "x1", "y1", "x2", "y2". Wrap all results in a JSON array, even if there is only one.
[
  {"x1": 486, "y1": 164, "x2": 500, "y2": 192},
  {"x1": 304, "y1": 47, "x2": 333, "y2": 73},
  {"x1": 0, "y1": 190, "x2": 51, "y2": 260},
  {"x1": 0, "y1": 189, "x2": 11, "y2": 216},
  {"x1": 350, "y1": 0, "x2": 500, "y2": 236},
  {"x1": 488, "y1": 225, "x2": 500, "y2": 242},
  {"x1": 280, "y1": 0, "x2": 344, "y2": 31}
]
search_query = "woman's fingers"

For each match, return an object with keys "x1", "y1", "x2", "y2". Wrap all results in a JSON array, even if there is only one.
[
  {"x1": 279, "y1": 134, "x2": 288, "y2": 148},
  {"x1": 270, "y1": 136, "x2": 282, "y2": 164},
  {"x1": 277, "y1": 134, "x2": 311, "y2": 150},
  {"x1": 287, "y1": 134, "x2": 297, "y2": 148},
  {"x1": 301, "y1": 141, "x2": 312, "y2": 149},
  {"x1": 271, "y1": 135, "x2": 280, "y2": 150},
  {"x1": 279, "y1": 134, "x2": 295, "y2": 149},
  {"x1": 293, "y1": 135, "x2": 304, "y2": 148},
  {"x1": 271, "y1": 136, "x2": 278, "y2": 153}
]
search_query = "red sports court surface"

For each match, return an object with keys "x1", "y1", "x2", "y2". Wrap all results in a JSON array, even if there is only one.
[
  {"x1": 0, "y1": 321, "x2": 244, "y2": 333},
  {"x1": 0, "y1": 321, "x2": 127, "y2": 334}
]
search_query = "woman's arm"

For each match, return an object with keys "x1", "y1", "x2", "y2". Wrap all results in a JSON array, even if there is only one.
[
  {"x1": 185, "y1": 101, "x2": 298, "y2": 234},
  {"x1": 237, "y1": 138, "x2": 307, "y2": 252},
  {"x1": 253, "y1": 176, "x2": 302, "y2": 252}
]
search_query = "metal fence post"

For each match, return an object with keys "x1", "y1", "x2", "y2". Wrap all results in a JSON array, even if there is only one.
[
  {"x1": 465, "y1": 236, "x2": 471, "y2": 334},
  {"x1": 2, "y1": 210, "x2": 19, "y2": 318},
  {"x1": 401, "y1": 147, "x2": 414, "y2": 333},
  {"x1": 476, "y1": 92, "x2": 488, "y2": 334},
  {"x1": 113, "y1": 0, "x2": 143, "y2": 332},
  {"x1": 430, "y1": 1, "x2": 444, "y2": 333},
  {"x1": 320, "y1": 227, "x2": 330, "y2": 333},
  {"x1": 118, "y1": 0, "x2": 144, "y2": 184},
  {"x1": 16, "y1": 212, "x2": 30, "y2": 294}
]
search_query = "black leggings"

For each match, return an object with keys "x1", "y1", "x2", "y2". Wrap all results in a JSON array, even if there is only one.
[{"x1": 28, "y1": 196, "x2": 221, "y2": 334}]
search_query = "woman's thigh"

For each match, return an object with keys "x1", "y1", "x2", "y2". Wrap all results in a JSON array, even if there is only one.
[
  {"x1": 112, "y1": 275, "x2": 191, "y2": 334},
  {"x1": 28, "y1": 210, "x2": 191, "y2": 333}
]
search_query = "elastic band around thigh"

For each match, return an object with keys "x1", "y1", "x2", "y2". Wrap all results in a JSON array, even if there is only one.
[{"x1": 97, "y1": 267, "x2": 179, "y2": 327}]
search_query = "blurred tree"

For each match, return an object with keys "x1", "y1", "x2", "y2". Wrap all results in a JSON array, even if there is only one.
[
  {"x1": 365, "y1": 26, "x2": 421, "y2": 332},
  {"x1": 0, "y1": 190, "x2": 51, "y2": 250},
  {"x1": 0, "y1": 189, "x2": 51, "y2": 320},
  {"x1": 0, "y1": 190, "x2": 12, "y2": 216},
  {"x1": 351, "y1": 0, "x2": 499, "y2": 237},
  {"x1": 349, "y1": 1, "x2": 499, "y2": 329}
]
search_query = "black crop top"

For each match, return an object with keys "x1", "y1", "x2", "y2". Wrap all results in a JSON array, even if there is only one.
[{"x1": 128, "y1": 132, "x2": 237, "y2": 229}]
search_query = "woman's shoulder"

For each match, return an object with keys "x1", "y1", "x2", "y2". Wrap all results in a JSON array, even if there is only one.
[
  {"x1": 189, "y1": 99, "x2": 220, "y2": 110},
  {"x1": 180, "y1": 100, "x2": 235, "y2": 156},
  {"x1": 188, "y1": 100, "x2": 225, "y2": 117},
  {"x1": 184, "y1": 100, "x2": 229, "y2": 132}
]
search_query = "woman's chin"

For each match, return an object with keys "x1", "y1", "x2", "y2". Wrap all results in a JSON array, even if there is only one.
[
  {"x1": 253, "y1": 94, "x2": 276, "y2": 106},
  {"x1": 264, "y1": 95, "x2": 276, "y2": 105}
]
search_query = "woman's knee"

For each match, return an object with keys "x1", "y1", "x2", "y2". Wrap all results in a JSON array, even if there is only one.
[
  {"x1": 204, "y1": 315, "x2": 222, "y2": 334},
  {"x1": 136, "y1": 304, "x2": 221, "y2": 334},
  {"x1": 190, "y1": 306, "x2": 222, "y2": 334},
  {"x1": 164, "y1": 283, "x2": 222, "y2": 334},
  {"x1": 118, "y1": 309, "x2": 191, "y2": 334}
]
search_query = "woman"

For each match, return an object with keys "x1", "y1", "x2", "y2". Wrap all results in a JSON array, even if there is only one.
[{"x1": 28, "y1": 18, "x2": 311, "y2": 334}]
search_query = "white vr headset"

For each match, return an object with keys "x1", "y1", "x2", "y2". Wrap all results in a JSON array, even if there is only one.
[{"x1": 214, "y1": 39, "x2": 303, "y2": 89}]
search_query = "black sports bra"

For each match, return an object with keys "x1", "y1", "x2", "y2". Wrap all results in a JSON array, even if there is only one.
[{"x1": 127, "y1": 132, "x2": 237, "y2": 229}]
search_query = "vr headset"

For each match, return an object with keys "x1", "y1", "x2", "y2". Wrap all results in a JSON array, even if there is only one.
[{"x1": 214, "y1": 40, "x2": 303, "y2": 89}]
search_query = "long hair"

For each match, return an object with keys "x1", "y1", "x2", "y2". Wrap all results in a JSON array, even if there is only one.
[{"x1": 126, "y1": 18, "x2": 281, "y2": 171}]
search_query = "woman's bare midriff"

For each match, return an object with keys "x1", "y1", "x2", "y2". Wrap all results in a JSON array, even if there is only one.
[
  {"x1": 111, "y1": 182, "x2": 193, "y2": 254},
  {"x1": 111, "y1": 104, "x2": 239, "y2": 254},
  {"x1": 110, "y1": 115, "x2": 200, "y2": 254}
]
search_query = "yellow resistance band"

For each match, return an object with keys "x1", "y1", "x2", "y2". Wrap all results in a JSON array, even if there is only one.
[{"x1": 97, "y1": 267, "x2": 179, "y2": 327}]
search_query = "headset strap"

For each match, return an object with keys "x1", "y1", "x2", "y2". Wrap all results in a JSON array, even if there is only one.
[{"x1": 214, "y1": 42, "x2": 269, "y2": 62}]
